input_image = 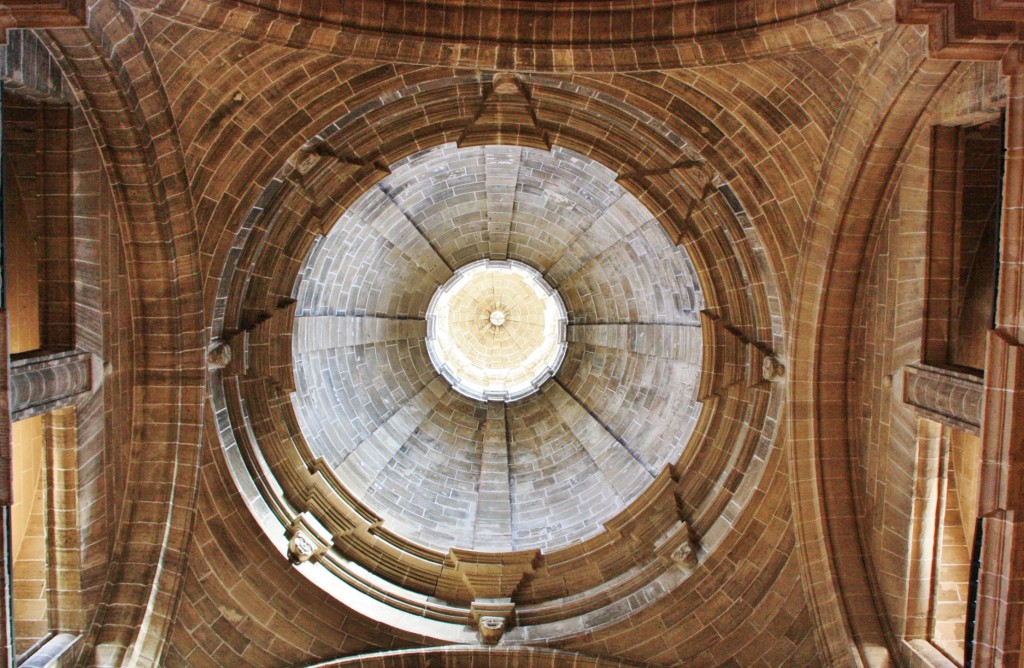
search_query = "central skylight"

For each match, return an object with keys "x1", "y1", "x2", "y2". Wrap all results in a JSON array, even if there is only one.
[{"x1": 425, "y1": 259, "x2": 567, "y2": 402}]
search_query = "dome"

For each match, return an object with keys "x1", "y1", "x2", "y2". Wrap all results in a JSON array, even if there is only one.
[
  {"x1": 291, "y1": 144, "x2": 704, "y2": 552},
  {"x1": 212, "y1": 72, "x2": 785, "y2": 650}
]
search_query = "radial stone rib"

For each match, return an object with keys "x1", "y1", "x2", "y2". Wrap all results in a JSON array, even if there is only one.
[
  {"x1": 472, "y1": 401, "x2": 514, "y2": 551},
  {"x1": 335, "y1": 376, "x2": 447, "y2": 495},
  {"x1": 485, "y1": 146, "x2": 521, "y2": 261},
  {"x1": 544, "y1": 194, "x2": 651, "y2": 287},
  {"x1": 294, "y1": 315, "x2": 426, "y2": 354},
  {"x1": 543, "y1": 191, "x2": 624, "y2": 278},
  {"x1": 567, "y1": 323, "x2": 702, "y2": 362},
  {"x1": 373, "y1": 184, "x2": 455, "y2": 277},
  {"x1": 547, "y1": 380, "x2": 653, "y2": 499}
]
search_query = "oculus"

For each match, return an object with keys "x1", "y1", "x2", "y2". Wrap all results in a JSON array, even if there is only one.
[{"x1": 425, "y1": 259, "x2": 567, "y2": 402}]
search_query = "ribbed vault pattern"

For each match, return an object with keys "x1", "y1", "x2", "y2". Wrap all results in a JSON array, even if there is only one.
[{"x1": 292, "y1": 144, "x2": 703, "y2": 552}]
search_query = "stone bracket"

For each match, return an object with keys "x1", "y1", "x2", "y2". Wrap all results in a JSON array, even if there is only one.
[
  {"x1": 470, "y1": 599, "x2": 515, "y2": 645},
  {"x1": 288, "y1": 142, "x2": 391, "y2": 178},
  {"x1": 901, "y1": 362, "x2": 983, "y2": 434},
  {"x1": 285, "y1": 512, "x2": 333, "y2": 565},
  {"x1": 10, "y1": 349, "x2": 98, "y2": 421},
  {"x1": 604, "y1": 468, "x2": 684, "y2": 544},
  {"x1": 457, "y1": 74, "x2": 551, "y2": 151},
  {"x1": 615, "y1": 157, "x2": 715, "y2": 243},
  {"x1": 698, "y1": 310, "x2": 773, "y2": 400},
  {"x1": 442, "y1": 548, "x2": 540, "y2": 601},
  {"x1": 242, "y1": 301, "x2": 296, "y2": 390}
]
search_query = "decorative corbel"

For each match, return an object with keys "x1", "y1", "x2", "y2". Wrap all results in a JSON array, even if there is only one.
[
  {"x1": 668, "y1": 534, "x2": 699, "y2": 575},
  {"x1": 761, "y1": 355, "x2": 785, "y2": 381},
  {"x1": 208, "y1": 341, "x2": 232, "y2": 370},
  {"x1": 470, "y1": 599, "x2": 515, "y2": 645},
  {"x1": 654, "y1": 521, "x2": 699, "y2": 576},
  {"x1": 286, "y1": 512, "x2": 332, "y2": 565}
]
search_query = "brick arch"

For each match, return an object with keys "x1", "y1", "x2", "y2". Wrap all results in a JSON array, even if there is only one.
[
  {"x1": 786, "y1": 25, "x2": 957, "y2": 666},
  {"x1": 316, "y1": 645, "x2": 647, "y2": 667},
  {"x1": 126, "y1": 0, "x2": 893, "y2": 71},
  {"x1": 42, "y1": 0, "x2": 206, "y2": 662}
]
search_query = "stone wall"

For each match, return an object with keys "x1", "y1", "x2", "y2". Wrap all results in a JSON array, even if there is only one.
[{"x1": 847, "y1": 60, "x2": 1006, "y2": 660}]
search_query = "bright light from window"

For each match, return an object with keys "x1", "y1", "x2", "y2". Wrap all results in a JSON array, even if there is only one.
[{"x1": 426, "y1": 260, "x2": 567, "y2": 402}]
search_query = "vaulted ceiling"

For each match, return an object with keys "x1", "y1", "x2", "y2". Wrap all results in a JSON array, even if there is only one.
[{"x1": 2, "y1": 0, "x2": 1023, "y2": 666}]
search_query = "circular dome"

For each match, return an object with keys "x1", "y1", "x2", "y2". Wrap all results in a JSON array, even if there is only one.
[
  {"x1": 426, "y1": 259, "x2": 567, "y2": 402},
  {"x1": 290, "y1": 144, "x2": 704, "y2": 553},
  {"x1": 215, "y1": 78, "x2": 786, "y2": 648}
]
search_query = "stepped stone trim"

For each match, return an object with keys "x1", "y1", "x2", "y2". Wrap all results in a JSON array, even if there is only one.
[
  {"x1": 458, "y1": 77, "x2": 550, "y2": 151},
  {"x1": 548, "y1": 379, "x2": 655, "y2": 492},
  {"x1": 334, "y1": 377, "x2": 446, "y2": 496},
  {"x1": 698, "y1": 311, "x2": 769, "y2": 401}
]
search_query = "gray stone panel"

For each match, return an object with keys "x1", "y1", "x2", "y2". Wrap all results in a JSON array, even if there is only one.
[{"x1": 292, "y1": 143, "x2": 703, "y2": 552}]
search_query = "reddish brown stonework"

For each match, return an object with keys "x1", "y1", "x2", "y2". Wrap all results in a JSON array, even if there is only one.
[
  {"x1": 0, "y1": 1, "x2": 82, "y2": 39},
  {"x1": 0, "y1": 1, "x2": 1021, "y2": 667},
  {"x1": 897, "y1": 0, "x2": 1024, "y2": 59}
]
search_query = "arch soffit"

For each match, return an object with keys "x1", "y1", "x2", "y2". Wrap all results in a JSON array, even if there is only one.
[
  {"x1": 124, "y1": 0, "x2": 894, "y2": 72},
  {"x1": 786, "y1": 24, "x2": 960, "y2": 667},
  {"x1": 38, "y1": 1, "x2": 205, "y2": 663}
]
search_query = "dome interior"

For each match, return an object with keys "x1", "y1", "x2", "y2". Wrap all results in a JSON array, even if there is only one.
[{"x1": 292, "y1": 143, "x2": 704, "y2": 552}]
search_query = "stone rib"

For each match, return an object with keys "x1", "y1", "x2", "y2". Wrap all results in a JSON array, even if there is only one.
[
  {"x1": 294, "y1": 316, "x2": 426, "y2": 354},
  {"x1": 544, "y1": 194, "x2": 651, "y2": 287},
  {"x1": 373, "y1": 184, "x2": 455, "y2": 276},
  {"x1": 567, "y1": 322, "x2": 702, "y2": 362},
  {"x1": 335, "y1": 376, "x2": 447, "y2": 495},
  {"x1": 485, "y1": 146, "x2": 520, "y2": 261},
  {"x1": 548, "y1": 380, "x2": 654, "y2": 498},
  {"x1": 471, "y1": 402, "x2": 514, "y2": 552}
]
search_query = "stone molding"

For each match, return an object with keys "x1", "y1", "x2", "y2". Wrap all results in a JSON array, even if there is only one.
[
  {"x1": 901, "y1": 362, "x2": 984, "y2": 434},
  {"x1": 9, "y1": 349, "x2": 96, "y2": 421}
]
